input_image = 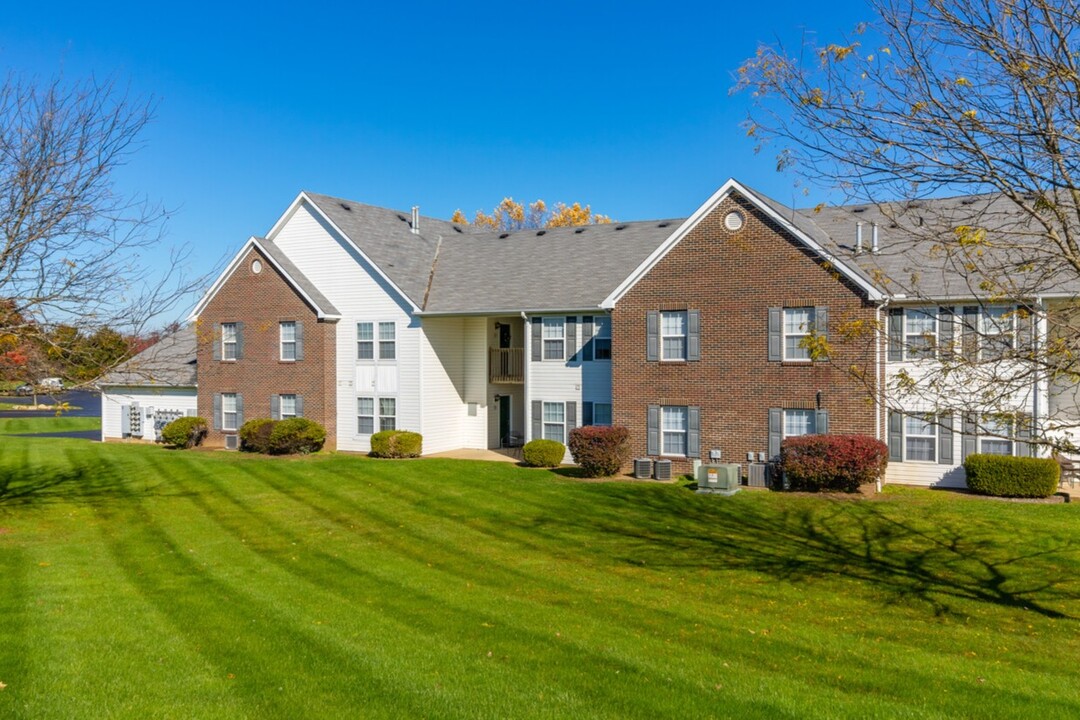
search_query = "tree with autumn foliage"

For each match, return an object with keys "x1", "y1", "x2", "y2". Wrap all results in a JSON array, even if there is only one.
[
  {"x1": 451, "y1": 198, "x2": 612, "y2": 231},
  {"x1": 736, "y1": 0, "x2": 1080, "y2": 449}
]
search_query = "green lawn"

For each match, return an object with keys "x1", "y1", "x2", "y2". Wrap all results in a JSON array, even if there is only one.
[
  {"x1": 0, "y1": 417, "x2": 100, "y2": 434},
  {"x1": 0, "y1": 431, "x2": 1078, "y2": 719}
]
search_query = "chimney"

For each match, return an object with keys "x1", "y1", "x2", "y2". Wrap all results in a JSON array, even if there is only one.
[
  {"x1": 411, "y1": 206, "x2": 420, "y2": 235},
  {"x1": 871, "y1": 222, "x2": 880, "y2": 254},
  {"x1": 855, "y1": 222, "x2": 864, "y2": 254}
]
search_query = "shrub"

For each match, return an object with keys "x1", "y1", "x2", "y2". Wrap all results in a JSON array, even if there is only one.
[
  {"x1": 964, "y1": 454, "x2": 1059, "y2": 498},
  {"x1": 239, "y1": 418, "x2": 276, "y2": 453},
  {"x1": 780, "y1": 434, "x2": 888, "y2": 492},
  {"x1": 369, "y1": 430, "x2": 423, "y2": 458},
  {"x1": 267, "y1": 418, "x2": 326, "y2": 455},
  {"x1": 568, "y1": 425, "x2": 631, "y2": 477},
  {"x1": 522, "y1": 439, "x2": 565, "y2": 468},
  {"x1": 160, "y1": 416, "x2": 208, "y2": 449}
]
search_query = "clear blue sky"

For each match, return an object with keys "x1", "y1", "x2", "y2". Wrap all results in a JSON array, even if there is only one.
[{"x1": 2, "y1": 0, "x2": 873, "y2": 322}]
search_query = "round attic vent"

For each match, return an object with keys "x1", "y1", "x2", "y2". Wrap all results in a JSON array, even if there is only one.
[
  {"x1": 724, "y1": 211, "x2": 745, "y2": 231},
  {"x1": 251, "y1": 259, "x2": 263, "y2": 274}
]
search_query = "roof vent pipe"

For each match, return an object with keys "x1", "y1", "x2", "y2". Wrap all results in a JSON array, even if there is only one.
[
  {"x1": 411, "y1": 206, "x2": 420, "y2": 235},
  {"x1": 871, "y1": 222, "x2": 880, "y2": 254},
  {"x1": 855, "y1": 222, "x2": 864, "y2": 254}
]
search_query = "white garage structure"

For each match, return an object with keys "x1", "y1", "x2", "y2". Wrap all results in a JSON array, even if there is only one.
[{"x1": 98, "y1": 327, "x2": 198, "y2": 442}]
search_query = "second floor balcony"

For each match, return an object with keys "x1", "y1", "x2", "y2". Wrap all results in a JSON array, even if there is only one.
[{"x1": 490, "y1": 347, "x2": 524, "y2": 384}]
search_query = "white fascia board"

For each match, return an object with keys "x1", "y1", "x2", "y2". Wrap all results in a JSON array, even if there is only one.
[
  {"x1": 600, "y1": 178, "x2": 886, "y2": 308},
  {"x1": 187, "y1": 236, "x2": 340, "y2": 322},
  {"x1": 268, "y1": 191, "x2": 420, "y2": 313}
]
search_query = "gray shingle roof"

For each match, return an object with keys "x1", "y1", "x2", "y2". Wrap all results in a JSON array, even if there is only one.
[
  {"x1": 304, "y1": 193, "x2": 477, "y2": 308},
  {"x1": 256, "y1": 238, "x2": 341, "y2": 317},
  {"x1": 98, "y1": 326, "x2": 197, "y2": 387},
  {"x1": 424, "y1": 220, "x2": 683, "y2": 313}
]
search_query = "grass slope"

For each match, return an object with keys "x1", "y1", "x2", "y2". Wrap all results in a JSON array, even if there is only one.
[
  {"x1": 0, "y1": 433, "x2": 1078, "y2": 718},
  {"x1": 0, "y1": 417, "x2": 99, "y2": 434}
]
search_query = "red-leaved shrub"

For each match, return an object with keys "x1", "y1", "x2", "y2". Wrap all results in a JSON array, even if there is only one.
[
  {"x1": 779, "y1": 434, "x2": 888, "y2": 492},
  {"x1": 568, "y1": 425, "x2": 631, "y2": 477}
]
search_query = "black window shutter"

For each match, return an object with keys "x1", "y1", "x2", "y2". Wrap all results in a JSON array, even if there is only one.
[
  {"x1": 295, "y1": 321, "x2": 305, "y2": 361},
  {"x1": 270, "y1": 394, "x2": 280, "y2": 421},
  {"x1": 962, "y1": 306, "x2": 980, "y2": 360},
  {"x1": 235, "y1": 394, "x2": 244, "y2": 427},
  {"x1": 583, "y1": 401, "x2": 594, "y2": 426},
  {"x1": 235, "y1": 322, "x2": 245, "y2": 360},
  {"x1": 532, "y1": 400, "x2": 542, "y2": 441},
  {"x1": 687, "y1": 309, "x2": 701, "y2": 362},
  {"x1": 961, "y1": 412, "x2": 977, "y2": 461},
  {"x1": 815, "y1": 409, "x2": 829, "y2": 435},
  {"x1": 768, "y1": 408, "x2": 782, "y2": 460},
  {"x1": 687, "y1": 406, "x2": 701, "y2": 458},
  {"x1": 768, "y1": 308, "x2": 782, "y2": 362},
  {"x1": 213, "y1": 393, "x2": 222, "y2": 431},
  {"x1": 938, "y1": 307, "x2": 954, "y2": 359},
  {"x1": 887, "y1": 309, "x2": 903, "y2": 361},
  {"x1": 647, "y1": 405, "x2": 660, "y2": 455},
  {"x1": 531, "y1": 318, "x2": 542, "y2": 361},
  {"x1": 213, "y1": 324, "x2": 222, "y2": 361},
  {"x1": 1016, "y1": 413, "x2": 1032, "y2": 457},
  {"x1": 565, "y1": 316, "x2": 577, "y2": 361},
  {"x1": 646, "y1": 311, "x2": 659, "y2": 362},
  {"x1": 814, "y1": 306, "x2": 828, "y2": 362},
  {"x1": 295, "y1": 395, "x2": 304, "y2": 418},
  {"x1": 938, "y1": 412, "x2": 954, "y2": 465},
  {"x1": 582, "y1": 317, "x2": 594, "y2": 362},
  {"x1": 888, "y1": 410, "x2": 903, "y2": 462}
]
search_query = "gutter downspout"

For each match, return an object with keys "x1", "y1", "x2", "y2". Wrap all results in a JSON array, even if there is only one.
[
  {"x1": 1033, "y1": 295, "x2": 1043, "y2": 455},
  {"x1": 875, "y1": 296, "x2": 891, "y2": 493},
  {"x1": 521, "y1": 311, "x2": 530, "y2": 443}
]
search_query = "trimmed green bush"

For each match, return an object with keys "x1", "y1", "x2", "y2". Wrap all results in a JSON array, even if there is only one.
[
  {"x1": 964, "y1": 454, "x2": 1059, "y2": 498},
  {"x1": 160, "y1": 416, "x2": 208, "y2": 449},
  {"x1": 523, "y1": 439, "x2": 565, "y2": 468},
  {"x1": 780, "y1": 434, "x2": 888, "y2": 492},
  {"x1": 267, "y1": 418, "x2": 326, "y2": 455},
  {"x1": 239, "y1": 418, "x2": 276, "y2": 453},
  {"x1": 568, "y1": 425, "x2": 631, "y2": 477},
  {"x1": 369, "y1": 430, "x2": 423, "y2": 458}
]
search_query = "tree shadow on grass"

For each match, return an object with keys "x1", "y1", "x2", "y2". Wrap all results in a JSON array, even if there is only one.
[
  {"x1": 531, "y1": 485, "x2": 1080, "y2": 620},
  {"x1": 0, "y1": 463, "x2": 176, "y2": 508}
]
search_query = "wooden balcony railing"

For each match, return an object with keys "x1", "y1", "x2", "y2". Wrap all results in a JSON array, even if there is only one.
[{"x1": 489, "y1": 347, "x2": 524, "y2": 384}]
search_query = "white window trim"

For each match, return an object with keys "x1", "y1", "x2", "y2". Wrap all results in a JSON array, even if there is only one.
[
  {"x1": 357, "y1": 322, "x2": 374, "y2": 361},
  {"x1": 660, "y1": 311, "x2": 687, "y2": 362},
  {"x1": 280, "y1": 321, "x2": 297, "y2": 362},
  {"x1": 378, "y1": 322, "x2": 397, "y2": 362},
  {"x1": 903, "y1": 307, "x2": 938, "y2": 360},
  {"x1": 980, "y1": 306, "x2": 1015, "y2": 361},
  {"x1": 280, "y1": 393, "x2": 297, "y2": 420},
  {"x1": 221, "y1": 323, "x2": 238, "y2": 362},
  {"x1": 903, "y1": 413, "x2": 938, "y2": 463},
  {"x1": 978, "y1": 415, "x2": 1016, "y2": 456},
  {"x1": 782, "y1": 307, "x2": 814, "y2": 362},
  {"x1": 782, "y1": 408, "x2": 817, "y2": 439},
  {"x1": 660, "y1": 405, "x2": 688, "y2": 456},
  {"x1": 378, "y1": 396, "x2": 397, "y2": 432},
  {"x1": 542, "y1": 318, "x2": 565, "y2": 361},
  {"x1": 357, "y1": 396, "x2": 375, "y2": 435},
  {"x1": 542, "y1": 401, "x2": 565, "y2": 443},
  {"x1": 222, "y1": 393, "x2": 238, "y2": 431},
  {"x1": 592, "y1": 317, "x2": 612, "y2": 362}
]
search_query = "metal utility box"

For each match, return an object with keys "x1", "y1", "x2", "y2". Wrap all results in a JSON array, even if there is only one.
[
  {"x1": 653, "y1": 459, "x2": 673, "y2": 481},
  {"x1": 698, "y1": 463, "x2": 741, "y2": 493},
  {"x1": 747, "y1": 463, "x2": 770, "y2": 488}
]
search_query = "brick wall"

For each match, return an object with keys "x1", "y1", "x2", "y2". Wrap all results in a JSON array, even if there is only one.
[
  {"x1": 196, "y1": 247, "x2": 337, "y2": 448},
  {"x1": 611, "y1": 193, "x2": 878, "y2": 476}
]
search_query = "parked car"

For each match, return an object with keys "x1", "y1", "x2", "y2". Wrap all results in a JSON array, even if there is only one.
[{"x1": 14, "y1": 383, "x2": 35, "y2": 396}]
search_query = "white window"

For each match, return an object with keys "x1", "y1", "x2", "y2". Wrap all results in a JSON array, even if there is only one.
[
  {"x1": 904, "y1": 308, "x2": 937, "y2": 359},
  {"x1": 661, "y1": 311, "x2": 687, "y2": 361},
  {"x1": 661, "y1": 406, "x2": 688, "y2": 456},
  {"x1": 783, "y1": 308, "x2": 815, "y2": 361},
  {"x1": 222, "y1": 393, "x2": 238, "y2": 431},
  {"x1": 379, "y1": 322, "x2": 396, "y2": 360},
  {"x1": 543, "y1": 402, "x2": 565, "y2": 442},
  {"x1": 221, "y1": 323, "x2": 238, "y2": 361},
  {"x1": 783, "y1": 409, "x2": 817, "y2": 438},
  {"x1": 981, "y1": 306, "x2": 1015, "y2": 359},
  {"x1": 980, "y1": 416, "x2": 1014, "y2": 456},
  {"x1": 280, "y1": 321, "x2": 297, "y2": 361},
  {"x1": 280, "y1": 394, "x2": 297, "y2": 419},
  {"x1": 357, "y1": 397, "x2": 375, "y2": 434},
  {"x1": 905, "y1": 414, "x2": 937, "y2": 462},
  {"x1": 593, "y1": 317, "x2": 611, "y2": 361},
  {"x1": 542, "y1": 318, "x2": 565, "y2": 360},
  {"x1": 379, "y1": 397, "x2": 396, "y2": 431},
  {"x1": 593, "y1": 402, "x2": 612, "y2": 426},
  {"x1": 357, "y1": 322, "x2": 374, "y2": 360}
]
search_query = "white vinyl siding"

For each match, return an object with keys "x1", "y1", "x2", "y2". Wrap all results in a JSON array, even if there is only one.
[
  {"x1": 100, "y1": 386, "x2": 197, "y2": 441},
  {"x1": 783, "y1": 307, "x2": 814, "y2": 361}
]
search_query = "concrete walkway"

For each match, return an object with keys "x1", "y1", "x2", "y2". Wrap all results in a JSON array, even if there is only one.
[{"x1": 425, "y1": 448, "x2": 521, "y2": 463}]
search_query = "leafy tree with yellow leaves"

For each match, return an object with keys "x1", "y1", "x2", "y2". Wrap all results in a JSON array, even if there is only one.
[{"x1": 451, "y1": 198, "x2": 611, "y2": 231}]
